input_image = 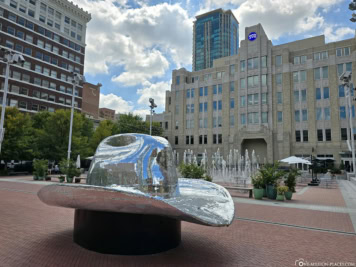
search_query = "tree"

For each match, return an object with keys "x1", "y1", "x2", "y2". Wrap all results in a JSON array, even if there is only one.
[
  {"x1": 116, "y1": 113, "x2": 163, "y2": 136},
  {"x1": 0, "y1": 107, "x2": 34, "y2": 165},
  {"x1": 90, "y1": 120, "x2": 118, "y2": 152},
  {"x1": 32, "y1": 109, "x2": 93, "y2": 162}
]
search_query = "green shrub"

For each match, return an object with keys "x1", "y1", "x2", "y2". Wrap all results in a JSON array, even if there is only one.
[
  {"x1": 277, "y1": 185, "x2": 289, "y2": 195},
  {"x1": 259, "y1": 162, "x2": 284, "y2": 186},
  {"x1": 251, "y1": 173, "x2": 264, "y2": 189},
  {"x1": 284, "y1": 168, "x2": 300, "y2": 192},
  {"x1": 33, "y1": 159, "x2": 48, "y2": 179},
  {"x1": 178, "y1": 163, "x2": 211, "y2": 182},
  {"x1": 59, "y1": 159, "x2": 80, "y2": 179}
]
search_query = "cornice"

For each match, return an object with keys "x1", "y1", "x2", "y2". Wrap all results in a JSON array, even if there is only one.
[{"x1": 49, "y1": 0, "x2": 91, "y2": 23}]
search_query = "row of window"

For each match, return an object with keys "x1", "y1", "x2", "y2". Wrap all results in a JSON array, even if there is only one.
[
  {"x1": 240, "y1": 112, "x2": 269, "y2": 125},
  {"x1": 1, "y1": 8, "x2": 84, "y2": 52},
  {"x1": 186, "y1": 83, "x2": 237, "y2": 99},
  {"x1": 4, "y1": 27, "x2": 82, "y2": 64},
  {"x1": 295, "y1": 129, "x2": 332, "y2": 142},
  {"x1": 181, "y1": 134, "x2": 223, "y2": 145},
  {"x1": 1, "y1": 97, "x2": 55, "y2": 112}
]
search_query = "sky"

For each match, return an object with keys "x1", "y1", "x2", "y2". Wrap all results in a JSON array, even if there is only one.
[{"x1": 71, "y1": 0, "x2": 355, "y2": 118}]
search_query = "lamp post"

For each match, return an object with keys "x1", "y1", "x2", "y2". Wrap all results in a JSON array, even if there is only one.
[
  {"x1": 340, "y1": 71, "x2": 355, "y2": 178},
  {"x1": 149, "y1": 98, "x2": 157, "y2": 136},
  {"x1": 67, "y1": 73, "x2": 86, "y2": 162},
  {"x1": 350, "y1": 0, "x2": 356, "y2": 22},
  {"x1": 0, "y1": 49, "x2": 25, "y2": 154}
]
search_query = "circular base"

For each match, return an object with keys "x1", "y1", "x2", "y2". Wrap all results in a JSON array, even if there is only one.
[{"x1": 73, "y1": 209, "x2": 181, "y2": 255}]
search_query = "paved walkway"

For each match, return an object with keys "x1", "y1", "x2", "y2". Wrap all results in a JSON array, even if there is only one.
[
  {"x1": 0, "y1": 176, "x2": 356, "y2": 266},
  {"x1": 339, "y1": 180, "x2": 356, "y2": 232}
]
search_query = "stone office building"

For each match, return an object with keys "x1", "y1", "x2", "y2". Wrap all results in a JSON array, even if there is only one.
[
  {"x1": 0, "y1": 0, "x2": 90, "y2": 113},
  {"x1": 162, "y1": 23, "x2": 355, "y2": 167}
]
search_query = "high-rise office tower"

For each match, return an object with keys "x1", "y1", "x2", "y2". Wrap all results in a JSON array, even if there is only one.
[
  {"x1": 193, "y1": 9, "x2": 239, "y2": 71},
  {"x1": 0, "y1": 0, "x2": 91, "y2": 113}
]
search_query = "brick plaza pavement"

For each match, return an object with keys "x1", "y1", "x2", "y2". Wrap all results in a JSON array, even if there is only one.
[{"x1": 0, "y1": 176, "x2": 356, "y2": 267}]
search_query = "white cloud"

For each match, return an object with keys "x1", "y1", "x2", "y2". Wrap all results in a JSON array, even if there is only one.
[
  {"x1": 132, "y1": 109, "x2": 151, "y2": 120},
  {"x1": 99, "y1": 93, "x2": 134, "y2": 113},
  {"x1": 324, "y1": 26, "x2": 355, "y2": 42},
  {"x1": 136, "y1": 81, "x2": 171, "y2": 108},
  {"x1": 73, "y1": 1, "x2": 192, "y2": 86}
]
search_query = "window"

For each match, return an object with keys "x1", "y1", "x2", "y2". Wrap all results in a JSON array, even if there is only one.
[
  {"x1": 230, "y1": 64, "x2": 235, "y2": 75},
  {"x1": 199, "y1": 87, "x2": 203, "y2": 97},
  {"x1": 293, "y1": 72, "x2": 299, "y2": 83},
  {"x1": 340, "y1": 106, "x2": 346, "y2": 119},
  {"x1": 37, "y1": 39, "x2": 44, "y2": 48},
  {"x1": 16, "y1": 31, "x2": 24, "y2": 39},
  {"x1": 48, "y1": 7, "x2": 54, "y2": 15},
  {"x1": 325, "y1": 129, "x2": 331, "y2": 141},
  {"x1": 49, "y1": 82, "x2": 56, "y2": 89},
  {"x1": 277, "y1": 111, "x2": 283, "y2": 122},
  {"x1": 316, "y1": 108, "x2": 322, "y2": 120},
  {"x1": 11, "y1": 85, "x2": 19, "y2": 94},
  {"x1": 25, "y1": 34, "x2": 33, "y2": 43},
  {"x1": 314, "y1": 68, "x2": 320, "y2": 80},
  {"x1": 7, "y1": 26, "x2": 15, "y2": 35},
  {"x1": 276, "y1": 55, "x2": 282, "y2": 66},
  {"x1": 322, "y1": 66, "x2": 328, "y2": 79},
  {"x1": 55, "y1": 23, "x2": 60, "y2": 30},
  {"x1": 316, "y1": 88, "x2": 321, "y2": 100},
  {"x1": 19, "y1": 5, "x2": 26, "y2": 13},
  {"x1": 218, "y1": 134, "x2": 222, "y2": 144},
  {"x1": 186, "y1": 104, "x2": 190, "y2": 114},
  {"x1": 295, "y1": 110, "x2": 300, "y2": 122},
  {"x1": 59, "y1": 85, "x2": 65, "y2": 92},
  {"x1": 186, "y1": 89, "x2": 190, "y2": 98},
  {"x1": 218, "y1": 100, "x2": 222, "y2": 110},
  {"x1": 43, "y1": 68, "x2": 50, "y2": 76},
  {"x1": 230, "y1": 115, "x2": 234, "y2": 127},
  {"x1": 10, "y1": 0, "x2": 17, "y2": 8},
  {"x1": 301, "y1": 90, "x2": 306, "y2": 102},
  {"x1": 176, "y1": 76, "x2": 180, "y2": 85},
  {"x1": 33, "y1": 90, "x2": 40, "y2": 98},
  {"x1": 294, "y1": 91, "x2": 299, "y2": 103},
  {"x1": 337, "y1": 64, "x2": 343, "y2": 76},
  {"x1": 19, "y1": 101, "x2": 27, "y2": 109},
  {"x1": 71, "y1": 31, "x2": 75, "y2": 38},
  {"x1": 277, "y1": 92, "x2": 282, "y2": 104},
  {"x1": 241, "y1": 114, "x2": 246, "y2": 125},
  {"x1": 34, "y1": 77, "x2": 41, "y2": 86},
  {"x1": 262, "y1": 112, "x2": 268, "y2": 123},
  {"x1": 39, "y1": 15, "x2": 46, "y2": 23},
  {"x1": 35, "y1": 65, "x2": 42, "y2": 73},
  {"x1": 22, "y1": 62, "x2": 31, "y2": 70},
  {"x1": 303, "y1": 130, "x2": 308, "y2": 142},
  {"x1": 12, "y1": 71, "x2": 21, "y2": 80},
  {"x1": 40, "y1": 2, "x2": 47, "y2": 11},
  {"x1": 276, "y1": 73, "x2": 282, "y2": 85},
  {"x1": 65, "y1": 16, "x2": 70, "y2": 24},
  {"x1": 293, "y1": 56, "x2": 300, "y2": 65},
  {"x1": 230, "y1": 81, "x2": 234, "y2": 92},
  {"x1": 248, "y1": 112, "x2": 259, "y2": 124},
  {"x1": 22, "y1": 74, "x2": 30, "y2": 82},
  {"x1": 240, "y1": 96, "x2": 246, "y2": 107},
  {"x1": 262, "y1": 93, "x2": 267, "y2": 104},
  {"x1": 346, "y1": 62, "x2": 352, "y2": 72},
  {"x1": 51, "y1": 70, "x2": 57, "y2": 78},
  {"x1": 301, "y1": 55, "x2": 307, "y2": 64},
  {"x1": 261, "y1": 56, "x2": 267, "y2": 68},
  {"x1": 341, "y1": 128, "x2": 347, "y2": 141},
  {"x1": 302, "y1": 110, "x2": 308, "y2": 121},
  {"x1": 261, "y1": 74, "x2": 267, "y2": 86},
  {"x1": 296, "y1": 131, "x2": 301, "y2": 142},
  {"x1": 240, "y1": 60, "x2": 245, "y2": 72},
  {"x1": 28, "y1": 9, "x2": 35, "y2": 17},
  {"x1": 41, "y1": 92, "x2": 48, "y2": 100},
  {"x1": 240, "y1": 78, "x2": 246, "y2": 89},
  {"x1": 218, "y1": 84, "x2": 222, "y2": 94},
  {"x1": 247, "y1": 57, "x2": 259, "y2": 70},
  {"x1": 344, "y1": 47, "x2": 350, "y2": 56},
  {"x1": 78, "y1": 24, "x2": 83, "y2": 31},
  {"x1": 45, "y1": 43, "x2": 52, "y2": 51},
  {"x1": 324, "y1": 107, "x2": 330, "y2": 120},
  {"x1": 300, "y1": 70, "x2": 306, "y2": 82},
  {"x1": 317, "y1": 129, "x2": 323, "y2": 141},
  {"x1": 5, "y1": 40, "x2": 14, "y2": 49},
  {"x1": 323, "y1": 87, "x2": 329, "y2": 99},
  {"x1": 204, "y1": 86, "x2": 208, "y2": 96},
  {"x1": 230, "y1": 98, "x2": 234, "y2": 109},
  {"x1": 339, "y1": 85, "x2": 345, "y2": 97}
]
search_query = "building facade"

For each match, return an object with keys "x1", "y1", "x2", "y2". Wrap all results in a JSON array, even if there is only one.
[
  {"x1": 82, "y1": 82, "x2": 100, "y2": 119},
  {"x1": 163, "y1": 23, "x2": 356, "y2": 167},
  {"x1": 193, "y1": 8, "x2": 239, "y2": 72},
  {"x1": 0, "y1": 0, "x2": 91, "y2": 113},
  {"x1": 99, "y1": 107, "x2": 115, "y2": 120}
]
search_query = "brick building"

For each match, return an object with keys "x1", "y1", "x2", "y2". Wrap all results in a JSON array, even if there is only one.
[
  {"x1": 0, "y1": 0, "x2": 91, "y2": 113},
  {"x1": 82, "y1": 82, "x2": 100, "y2": 119}
]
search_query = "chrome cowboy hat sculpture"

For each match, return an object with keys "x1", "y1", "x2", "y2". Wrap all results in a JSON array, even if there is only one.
[{"x1": 38, "y1": 134, "x2": 234, "y2": 255}]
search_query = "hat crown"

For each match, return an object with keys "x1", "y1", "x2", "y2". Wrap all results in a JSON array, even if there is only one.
[{"x1": 87, "y1": 134, "x2": 178, "y2": 198}]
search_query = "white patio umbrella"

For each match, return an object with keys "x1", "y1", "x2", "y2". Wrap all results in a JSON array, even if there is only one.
[
  {"x1": 280, "y1": 156, "x2": 311, "y2": 165},
  {"x1": 76, "y1": 154, "x2": 81, "y2": 169}
]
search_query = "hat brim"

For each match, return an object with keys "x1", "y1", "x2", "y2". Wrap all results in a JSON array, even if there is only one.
[{"x1": 37, "y1": 178, "x2": 234, "y2": 226}]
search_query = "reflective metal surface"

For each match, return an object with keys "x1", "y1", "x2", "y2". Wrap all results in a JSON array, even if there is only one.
[
  {"x1": 87, "y1": 134, "x2": 178, "y2": 198},
  {"x1": 38, "y1": 133, "x2": 235, "y2": 226}
]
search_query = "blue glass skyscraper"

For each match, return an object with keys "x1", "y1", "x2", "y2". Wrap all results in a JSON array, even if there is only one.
[{"x1": 193, "y1": 9, "x2": 239, "y2": 71}]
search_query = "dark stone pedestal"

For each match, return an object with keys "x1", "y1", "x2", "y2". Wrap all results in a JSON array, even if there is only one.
[{"x1": 73, "y1": 209, "x2": 181, "y2": 255}]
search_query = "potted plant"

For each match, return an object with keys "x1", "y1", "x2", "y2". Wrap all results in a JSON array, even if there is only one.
[
  {"x1": 276, "y1": 185, "x2": 288, "y2": 201},
  {"x1": 284, "y1": 169, "x2": 299, "y2": 200},
  {"x1": 33, "y1": 159, "x2": 48, "y2": 181},
  {"x1": 59, "y1": 159, "x2": 81, "y2": 183},
  {"x1": 259, "y1": 163, "x2": 284, "y2": 200},
  {"x1": 252, "y1": 173, "x2": 264, "y2": 200}
]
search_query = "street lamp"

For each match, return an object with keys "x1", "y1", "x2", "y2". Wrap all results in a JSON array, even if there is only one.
[
  {"x1": 0, "y1": 48, "x2": 25, "y2": 154},
  {"x1": 340, "y1": 71, "x2": 355, "y2": 178},
  {"x1": 149, "y1": 98, "x2": 157, "y2": 136},
  {"x1": 67, "y1": 72, "x2": 86, "y2": 162},
  {"x1": 350, "y1": 0, "x2": 356, "y2": 22}
]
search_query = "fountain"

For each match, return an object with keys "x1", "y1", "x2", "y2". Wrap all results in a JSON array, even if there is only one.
[{"x1": 175, "y1": 148, "x2": 261, "y2": 187}]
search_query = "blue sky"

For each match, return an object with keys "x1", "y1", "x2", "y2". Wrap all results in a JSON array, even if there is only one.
[{"x1": 72, "y1": 0, "x2": 355, "y2": 118}]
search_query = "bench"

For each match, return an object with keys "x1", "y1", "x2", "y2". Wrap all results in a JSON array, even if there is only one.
[{"x1": 224, "y1": 186, "x2": 253, "y2": 198}]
